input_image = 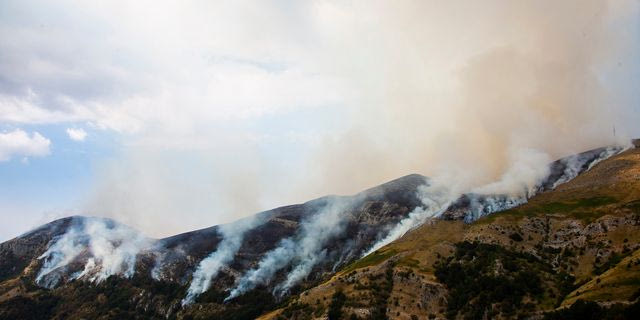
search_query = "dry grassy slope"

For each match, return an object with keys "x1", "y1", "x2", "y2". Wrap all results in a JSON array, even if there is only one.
[
  {"x1": 563, "y1": 247, "x2": 640, "y2": 307},
  {"x1": 261, "y1": 148, "x2": 640, "y2": 320}
]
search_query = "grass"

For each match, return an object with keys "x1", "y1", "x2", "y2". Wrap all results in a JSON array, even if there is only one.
[
  {"x1": 624, "y1": 200, "x2": 640, "y2": 213},
  {"x1": 397, "y1": 256, "x2": 420, "y2": 269},
  {"x1": 340, "y1": 249, "x2": 396, "y2": 274},
  {"x1": 538, "y1": 197, "x2": 617, "y2": 213},
  {"x1": 563, "y1": 248, "x2": 640, "y2": 306}
]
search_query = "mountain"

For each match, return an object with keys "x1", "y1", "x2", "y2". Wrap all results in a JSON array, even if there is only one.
[
  {"x1": 261, "y1": 147, "x2": 640, "y2": 320},
  {"x1": 0, "y1": 173, "x2": 430, "y2": 319},
  {"x1": 0, "y1": 146, "x2": 638, "y2": 319}
]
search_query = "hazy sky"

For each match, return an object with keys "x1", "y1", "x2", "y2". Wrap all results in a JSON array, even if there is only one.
[{"x1": 1, "y1": 0, "x2": 639, "y2": 241}]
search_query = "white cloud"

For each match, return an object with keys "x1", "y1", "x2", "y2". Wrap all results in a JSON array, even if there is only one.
[
  {"x1": 0, "y1": 129, "x2": 51, "y2": 161},
  {"x1": 66, "y1": 128, "x2": 87, "y2": 141},
  {"x1": 0, "y1": 0, "x2": 347, "y2": 136}
]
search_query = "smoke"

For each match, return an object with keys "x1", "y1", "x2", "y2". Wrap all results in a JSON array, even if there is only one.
[
  {"x1": 364, "y1": 145, "x2": 625, "y2": 254},
  {"x1": 36, "y1": 217, "x2": 151, "y2": 288},
  {"x1": 472, "y1": 148, "x2": 551, "y2": 197},
  {"x1": 225, "y1": 239, "x2": 296, "y2": 301},
  {"x1": 19, "y1": 0, "x2": 626, "y2": 240},
  {"x1": 463, "y1": 195, "x2": 527, "y2": 223},
  {"x1": 83, "y1": 147, "x2": 270, "y2": 241},
  {"x1": 225, "y1": 196, "x2": 358, "y2": 301},
  {"x1": 182, "y1": 215, "x2": 266, "y2": 306},
  {"x1": 36, "y1": 222, "x2": 86, "y2": 288},
  {"x1": 23, "y1": 1, "x2": 638, "y2": 301},
  {"x1": 364, "y1": 182, "x2": 455, "y2": 256},
  {"x1": 552, "y1": 146, "x2": 623, "y2": 189},
  {"x1": 2, "y1": 0, "x2": 635, "y2": 249},
  {"x1": 301, "y1": 0, "x2": 639, "y2": 201},
  {"x1": 587, "y1": 147, "x2": 625, "y2": 171},
  {"x1": 365, "y1": 147, "x2": 552, "y2": 255}
]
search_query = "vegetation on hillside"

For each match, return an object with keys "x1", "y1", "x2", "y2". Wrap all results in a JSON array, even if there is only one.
[
  {"x1": 434, "y1": 241, "x2": 575, "y2": 319},
  {"x1": 544, "y1": 299, "x2": 640, "y2": 320},
  {"x1": 0, "y1": 275, "x2": 185, "y2": 320}
]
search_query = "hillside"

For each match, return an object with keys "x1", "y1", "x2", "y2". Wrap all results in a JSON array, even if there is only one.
[
  {"x1": 0, "y1": 174, "x2": 430, "y2": 319},
  {"x1": 0, "y1": 146, "x2": 638, "y2": 319},
  {"x1": 261, "y1": 148, "x2": 640, "y2": 320}
]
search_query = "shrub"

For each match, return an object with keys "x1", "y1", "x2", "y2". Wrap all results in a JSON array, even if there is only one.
[{"x1": 328, "y1": 290, "x2": 346, "y2": 320}]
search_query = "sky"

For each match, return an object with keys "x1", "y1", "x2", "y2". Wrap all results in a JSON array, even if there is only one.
[{"x1": 1, "y1": 0, "x2": 639, "y2": 241}]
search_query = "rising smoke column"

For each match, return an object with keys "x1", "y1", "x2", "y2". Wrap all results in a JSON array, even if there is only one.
[
  {"x1": 57, "y1": 0, "x2": 638, "y2": 242},
  {"x1": 302, "y1": 0, "x2": 638, "y2": 211},
  {"x1": 273, "y1": 198, "x2": 355, "y2": 296},
  {"x1": 225, "y1": 196, "x2": 358, "y2": 301},
  {"x1": 450, "y1": 148, "x2": 554, "y2": 224},
  {"x1": 465, "y1": 146, "x2": 626, "y2": 223},
  {"x1": 361, "y1": 148, "x2": 546, "y2": 256},
  {"x1": 464, "y1": 146, "x2": 625, "y2": 221},
  {"x1": 36, "y1": 217, "x2": 151, "y2": 288},
  {"x1": 364, "y1": 145, "x2": 626, "y2": 255},
  {"x1": 363, "y1": 181, "x2": 456, "y2": 256},
  {"x1": 36, "y1": 219, "x2": 87, "y2": 288},
  {"x1": 182, "y1": 215, "x2": 266, "y2": 305},
  {"x1": 551, "y1": 146, "x2": 623, "y2": 189}
]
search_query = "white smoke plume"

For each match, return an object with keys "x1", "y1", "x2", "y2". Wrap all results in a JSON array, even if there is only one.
[
  {"x1": 365, "y1": 145, "x2": 625, "y2": 254},
  {"x1": 36, "y1": 217, "x2": 151, "y2": 288},
  {"x1": 36, "y1": 224, "x2": 86, "y2": 288},
  {"x1": 331, "y1": 240, "x2": 356, "y2": 273},
  {"x1": 466, "y1": 146, "x2": 625, "y2": 222},
  {"x1": 273, "y1": 199, "x2": 350, "y2": 296},
  {"x1": 182, "y1": 215, "x2": 266, "y2": 306},
  {"x1": 225, "y1": 197, "x2": 357, "y2": 301},
  {"x1": 472, "y1": 148, "x2": 552, "y2": 197},
  {"x1": 586, "y1": 146, "x2": 625, "y2": 171},
  {"x1": 454, "y1": 148, "x2": 554, "y2": 223},
  {"x1": 364, "y1": 182, "x2": 456, "y2": 256},
  {"x1": 225, "y1": 239, "x2": 296, "y2": 301},
  {"x1": 463, "y1": 195, "x2": 528, "y2": 223}
]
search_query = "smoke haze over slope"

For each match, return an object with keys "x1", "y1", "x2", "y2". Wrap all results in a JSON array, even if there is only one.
[{"x1": 1, "y1": 0, "x2": 638, "y2": 238}]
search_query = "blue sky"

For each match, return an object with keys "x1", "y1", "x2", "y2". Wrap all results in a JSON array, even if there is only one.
[
  {"x1": 1, "y1": 0, "x2": 638, "y2": 241},
  {"x1": 0, "y1": 123, "x2": 118, "y2": 239}
]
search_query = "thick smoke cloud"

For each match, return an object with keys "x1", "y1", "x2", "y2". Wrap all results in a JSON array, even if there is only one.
[
  {"x1": 36, "y1": 217, "x2": 150, "y2": 288},
  {"x1": 302, "y1": 0, "x2": 639, "y2": 200},
  {"x1": 1, "y1": 0, "x2": 637, "y2": 243},
  {"x1": 365, "y1": 145, "x2": 625, "y2": 254},
  {"x1": 364, "y1": 182, "x2": 454, "y2": 256},
  {"x1": 225, "y1": 196, "x2": 358, "y2": 301},
  {"x1": 84, "y1": 0, "x2": 640, "y2": 237},
  {"x1": 182, "y1": 215, "x2": 266, "y2": 305}
]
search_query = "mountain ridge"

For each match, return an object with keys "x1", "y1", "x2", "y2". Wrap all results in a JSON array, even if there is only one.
[
  {"x1": 1, "y1": 145, "x2": 638, "y2": 319},
  {"x1": 263, "y1": 147, "x2": 640, "y2": 320}
]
